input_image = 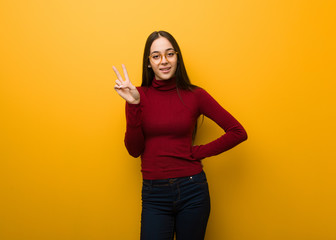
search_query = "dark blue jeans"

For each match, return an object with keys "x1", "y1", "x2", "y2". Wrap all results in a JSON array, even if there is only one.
[{"x1": 141, "y1": 171, "x2": 211, "y2": 240}]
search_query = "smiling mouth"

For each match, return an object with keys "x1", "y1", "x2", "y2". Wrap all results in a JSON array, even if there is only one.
[{"x1": 160, "y1": 67, "x2": 171, "y2": 72}]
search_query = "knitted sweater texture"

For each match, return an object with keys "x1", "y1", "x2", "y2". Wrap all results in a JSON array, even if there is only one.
[{"x1": 125, "y1": 77, "x2": 247, "y2": 180}]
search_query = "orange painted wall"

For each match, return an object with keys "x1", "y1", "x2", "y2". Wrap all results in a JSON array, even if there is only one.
[{"x1": 1, "y1": 0, "x2": 335, "y2": 239}]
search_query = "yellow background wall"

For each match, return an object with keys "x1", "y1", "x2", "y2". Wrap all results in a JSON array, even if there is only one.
[{"x1": 1, "y1": 0, "x2": 335, "y2": 239}]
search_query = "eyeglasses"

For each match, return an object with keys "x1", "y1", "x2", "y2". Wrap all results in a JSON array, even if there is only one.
[{"x1": 149, "y1": 50, "x2": 178, "y2": 64}]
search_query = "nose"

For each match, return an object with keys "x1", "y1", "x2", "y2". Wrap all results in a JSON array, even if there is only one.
[{"x1": 160, "y1": 55, "x2": 168, "y2": 64}]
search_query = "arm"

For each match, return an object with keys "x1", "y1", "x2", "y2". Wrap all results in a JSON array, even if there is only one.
[
  {"x1": 113, "y1": 65, "x2": 144, "y2": 157},
  {"x1": 192, "y1": 88, "x2": 248, "y2": 160},
  {"x1": 124, "y1": 94, "x2": 145, "y2": 157}
]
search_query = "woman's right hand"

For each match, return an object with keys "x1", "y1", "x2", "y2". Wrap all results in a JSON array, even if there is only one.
[{"x1": 112, "y1": 64, "x2": 140, "y2": 104}]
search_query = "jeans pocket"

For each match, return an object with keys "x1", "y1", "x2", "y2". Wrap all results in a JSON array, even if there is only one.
[
  {"x1": 190, "y1": 171, "x2": 208, "y2": 184},
  {"x1": 187, "y1": 172, "x2": 210, "y2": 202}
]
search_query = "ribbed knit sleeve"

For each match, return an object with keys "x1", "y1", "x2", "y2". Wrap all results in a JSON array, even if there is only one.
[
  {"x1": 191, "y1": 88, "x2": 248, "y2": 160},
  {"x1": 124, "y1": 99, "x2": 145, "y2": 158}
]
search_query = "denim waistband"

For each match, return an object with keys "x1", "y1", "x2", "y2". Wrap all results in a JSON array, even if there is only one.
[{"x1": 143, "y1": 171, "x2": 205, "y2": 185}]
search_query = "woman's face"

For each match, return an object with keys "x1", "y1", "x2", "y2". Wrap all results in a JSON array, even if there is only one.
[{"x1": 149, "y1": 37, "x2": 178, "y2": 80}]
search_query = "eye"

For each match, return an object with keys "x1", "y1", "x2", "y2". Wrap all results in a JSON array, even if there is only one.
[
  {"x1": 167, "y1": 51, "x2": 176, "y2": 57},
  {"x1": 152, "y1": 54, "x2": 160, "y2": 59}
]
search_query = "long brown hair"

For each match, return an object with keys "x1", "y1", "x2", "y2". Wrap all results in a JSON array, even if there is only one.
[
  {"x1": 141, "y1": 31, "x2": 202, "y2": 142},
  {"x1": 141, "y1": 31, "x2": 196, "y2": 90}
]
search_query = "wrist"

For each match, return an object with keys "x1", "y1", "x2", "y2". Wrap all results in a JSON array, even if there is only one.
[{"x1": 128, "y1": 99, "x2": 140, "y2": 105}]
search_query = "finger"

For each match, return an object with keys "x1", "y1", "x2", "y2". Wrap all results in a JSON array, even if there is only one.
[
  {"x1": 114, "y1": 84, "x2": 122, "y2": 90},
  {"x1": 112, "y1": 66, "x2": 124, "y2": 82},
  {"x1": 122, "y1": 64, "x2": 130, "y2": 82},
  {"x1": 115, "y1": 79, "x2": 123, "y2": 87}
]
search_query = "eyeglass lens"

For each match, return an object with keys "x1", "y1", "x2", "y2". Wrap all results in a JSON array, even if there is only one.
[{"x1": 150, "y1": 51, "x2": 177, "y2": 63}]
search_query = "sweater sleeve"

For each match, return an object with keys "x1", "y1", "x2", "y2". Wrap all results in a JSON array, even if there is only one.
[
  {"x1": 124, "y1": 96, "x2": 145, "y2": 158},
  {"x1": 191, "y1": 88, "x2": 248, "y2": 160}
]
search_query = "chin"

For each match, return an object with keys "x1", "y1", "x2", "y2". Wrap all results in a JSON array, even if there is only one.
[
  {"x1": 160, "y1": 76, "x2": 173, "y2": 80},
  {"x1": 156, "y1": 73, "x2": 175, "y2": 80}
]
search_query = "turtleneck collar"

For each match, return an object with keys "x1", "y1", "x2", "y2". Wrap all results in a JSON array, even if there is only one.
[{"x1": 152, "y1": 76, "x2": 177, "y2": 91}]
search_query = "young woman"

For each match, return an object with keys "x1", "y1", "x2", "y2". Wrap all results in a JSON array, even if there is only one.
[{"x1": 113, "y1": 31, "x2": 247, "y2": 240}]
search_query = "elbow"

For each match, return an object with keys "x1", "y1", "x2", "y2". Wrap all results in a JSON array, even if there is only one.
[
  {"x1": 127, "y1": 145, "x2": 143, "y2": 158},
  {"x1": 124, "y1": 141, "x2": 144, "y2": 158},
  {"x1": 127, "y1": 149, "x2": 142, "y2": 158},
  {"x1": 241, "y1": 128, "x2": 248, "y2": 142},
  {"x1": 231, "y1": 125, "x2": 248, "y2": 144}
]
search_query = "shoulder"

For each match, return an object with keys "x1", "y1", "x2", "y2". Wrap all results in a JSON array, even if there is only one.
[
  {"x1": 136, "y1": 86, "x2": 148, "y2": 95},
  {"x1": 190, "y1": 86, "x2": 220, "y2": 108},
  {"x1": 192, "y1": 86, "x2": 206, "y2": 93},
  {"x1": 177, "y1": 87, "x2": 215, "y2": 109},
  {"x1": 136, "y1": 86, "x2": 144, "y2": 91},
  {"x1": 190, "y1": 86, "x2": 212, "y2": 98},
  {"x1": 135, "y1": 86, "x2": 152, "y2": 103}
]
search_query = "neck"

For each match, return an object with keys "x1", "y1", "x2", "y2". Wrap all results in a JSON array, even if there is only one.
[{"x1": 152, "y1": 76, "x2": 177, "y2": 91}]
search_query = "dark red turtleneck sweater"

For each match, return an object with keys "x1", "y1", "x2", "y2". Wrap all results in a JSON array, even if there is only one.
[{"x1": 124, "y1": 77, "x2": 247, "y2": 180}]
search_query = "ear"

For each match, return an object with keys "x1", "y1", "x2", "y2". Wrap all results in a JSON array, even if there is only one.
[{"x1": 148, "y1": 65, "x2": 151, "y2": 68}]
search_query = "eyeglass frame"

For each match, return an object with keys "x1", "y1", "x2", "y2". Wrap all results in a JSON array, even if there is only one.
[{"x1": 148, "y1": 50, "x2": 179, "y2": 64}]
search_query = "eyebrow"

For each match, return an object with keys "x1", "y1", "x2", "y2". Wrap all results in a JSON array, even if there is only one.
[{"x1": 150, "y1": 48, "x2": 175, "y2": 54}]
